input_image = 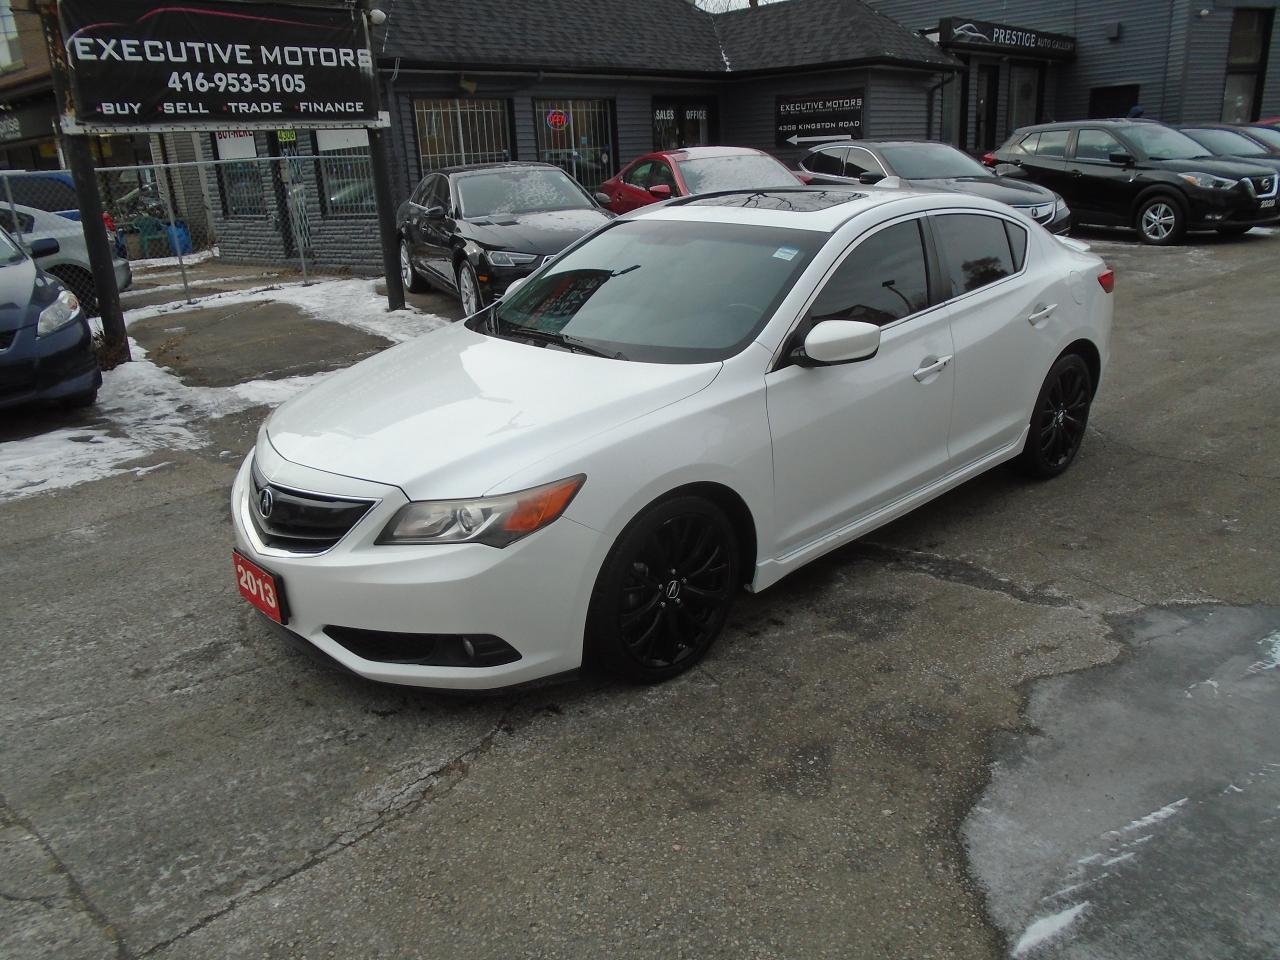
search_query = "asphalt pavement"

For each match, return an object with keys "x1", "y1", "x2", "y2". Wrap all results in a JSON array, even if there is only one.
[{"x1": 1, "y1": 227, "x2": 1276, "y2": 959}]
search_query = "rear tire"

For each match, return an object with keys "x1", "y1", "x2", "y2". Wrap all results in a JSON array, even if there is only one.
[
  {"x1": 1215, "y1": 225, "x2": 1252, "y2": 237},
  {"x1": 48, "y1": 266, "x2": 98, "y2": 317},
  {"x1": 1016, "y1": 354, "x2": 1093, "y2": 479},
  {"x1": 1135, "y1": 195, "x2": 1185, "y2": 245},
  {"x1": 586, "y1": 496, "x2": 739, "y2": 684},
  {"x1": 399, "y1": 238, "x2": 427, "y2": 293}
]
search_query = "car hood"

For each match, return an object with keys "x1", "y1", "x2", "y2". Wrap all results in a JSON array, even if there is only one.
[
  {"x1": 0, "y1": 258, "x2": 54, "y2": 333},
  {"x1": 266, "y1": 322, "x2": 720, "y2": 500},
  {"x1": 911, "y1": 175, "x2": 1057, "y2": 206},
  {"x1": 1147, "y1": 156, "x2": 1279, "y2": 178},
  {"x1": 460, "y1": 208, "x2": 612, "y2": 255}
]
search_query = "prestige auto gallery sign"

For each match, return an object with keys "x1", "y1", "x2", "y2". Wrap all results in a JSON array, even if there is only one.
[
  {"x1": 939, "y1": 17, "x2": 1076, "y2": 60},
  {"x1": 775, "y1": 92, "x2": 864, "y2": 148},
  {"x1": 58, "y1": 0, "x2": 379, "y2": 128}
]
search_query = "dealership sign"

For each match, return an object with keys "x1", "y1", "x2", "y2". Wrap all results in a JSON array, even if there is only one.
[
  {"x1": 775, "y1": 92, "x2": 863, "y2": 148},
  {"x1": 57, "y1": 0, "x2": 381, "y2": 130},
  {"x1": 939, "y1": 17, "x2": 1076, "y2": 60}
]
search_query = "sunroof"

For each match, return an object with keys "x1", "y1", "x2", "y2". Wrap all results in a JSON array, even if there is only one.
[{"x1": 686, "y1": 190, "x2": 866, "y2": 211}]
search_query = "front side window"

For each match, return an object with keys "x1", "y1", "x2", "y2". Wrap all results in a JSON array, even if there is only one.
[
  {"x1": 675, "y1": 154, "x2": 798, "y2": 194},
  {"x1": 932, "y1": 214, "x2": 1017, "y2": 296},
  {"x1": 473, "y1": 219, "x2": 825, "y2": 363},
  {"x1": 804, "y1": 148, "x2": 847, "y2": 176},
  {"x1": 1036, "y1": 131, "x2": 1069, "y2": 158},
  {"x1": 315, "y1": 129, "x2": 374, "y2": 217},
  {"x1": 0, "y1": 208, "x2": 34, "y2": 233},
  {"x1": 649, "y1": 161, "x2": 679, "y2": 192},
  {"x1": 457, "y1": 167, "x2": 593, "y2": 219},
  {"x1": 843, "y1": 148, "x2": 886, "y2": 178},
  {"x1": 806, "y1": 220, "x2": 930, "y2": 329},
  {"x1": 623, "y1": 161, "x2": 654, "y2": 187},
  {"x1": 1074, "y1": 128, "x2": 1125, "y2": 162}
]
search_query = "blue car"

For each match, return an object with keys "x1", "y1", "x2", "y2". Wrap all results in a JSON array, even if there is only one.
[{"x1": 0, "y1": 226, "x2": 100, "y2": 411}]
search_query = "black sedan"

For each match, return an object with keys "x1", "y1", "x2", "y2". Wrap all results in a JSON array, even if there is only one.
[
  {"x1": 397, "y1": 162, "x2": 613, "y2": 315},
  {"x1": 799, "y1": 140, "x2": 1071, "y2": 234},
  {"x1": 0, "y1": 228, "x2": 99, "y2": 412}
]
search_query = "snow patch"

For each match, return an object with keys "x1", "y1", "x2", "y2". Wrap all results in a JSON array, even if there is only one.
[
  {"x1": 1106, "y1": 798, "x2": 1189, "y2": 836},
  {"x1": 1184, "y1": 678, "x2": 1220, "y2": 698},
  {"x1": 1013, "y1": 903, "x2": 1090, "y2": 956},
  {"x1": 1246, "y1": 629, "x2": 1280, "y2": 674},
  {"x1": 131, "y1": 247, "x2": 218, "y2": 269}
]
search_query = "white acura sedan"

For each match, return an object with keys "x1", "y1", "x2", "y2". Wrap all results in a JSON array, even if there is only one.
[{"x1": 231, "y1": 185, "x2": 1113, "y2": 691}]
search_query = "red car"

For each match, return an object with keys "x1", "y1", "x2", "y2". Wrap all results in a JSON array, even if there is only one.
[{"x1": 596, "y1": 146, "x2": 805, "y2": 213}]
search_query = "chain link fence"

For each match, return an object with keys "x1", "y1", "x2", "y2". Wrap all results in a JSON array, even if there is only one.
[{"x1": 0, "y1": 150, "x2": 381, "y2": 309}]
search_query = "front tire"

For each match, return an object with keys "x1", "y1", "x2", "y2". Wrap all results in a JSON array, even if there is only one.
[
  {"x1": 1016, "y1": 354, "x2": 1093, "y2": 479},
  {"x1": 457, "y1": 260, "x2": 484, "y2": 316},
  {"x1": 586, "y1": 496, "x2": 739, "y2": 683},
  {"x1": 1135, "y1": 195, "x2": 1185, "y2": 245},
  {"x1": 399, "y1": 239, "x2": 427, "y2": 293}
]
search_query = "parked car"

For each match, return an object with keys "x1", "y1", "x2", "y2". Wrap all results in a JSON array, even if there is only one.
[
  {"x1": 0, "y1": 202, "x2": 132, "y2": 315},
  {"x1": 800, "y1": 140, "x2": 1071, "y2": 234},
  {"x1": 232, "y1": 185, "x2": 1113, "y2": 691},
  {"x1": 0, "y1": 227, "x2": 99, "y2": 411},
  {"x1": 397, "y1": 161, "x2": 613, "y2": 316},
  {"x1": 0, "y1": 170, "x2": 128, "y2": 258},
  {"x1": 597, "y1": 146, "x2": 802, "y2": 213},
  {"x1": 1237, "y1": 123, "x2": 1280, "y2": 153},
  {"x1": 988, "y1": 119, "x2": 1279, "y2": 243},
  {"x1": 1178, "y1": 125, "x2": 1280, "y2": 176}
]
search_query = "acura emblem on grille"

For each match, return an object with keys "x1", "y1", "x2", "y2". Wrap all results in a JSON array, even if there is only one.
[{"x1": 259, "y1": 487, "x2": 274, "y2": 518}]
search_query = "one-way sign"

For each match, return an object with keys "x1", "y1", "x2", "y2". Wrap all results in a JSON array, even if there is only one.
[{"x1": 775, "y1": 92, "x2": 864, "y2": 149}]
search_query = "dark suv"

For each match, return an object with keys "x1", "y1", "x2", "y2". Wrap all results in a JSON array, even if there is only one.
[{"x1": 987, "y1": 120, "x2": 1279, "y2": 244}]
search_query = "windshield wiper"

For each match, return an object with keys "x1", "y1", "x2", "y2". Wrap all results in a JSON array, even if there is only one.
[{"x1": 501, "y1": 325, "x2": 626, "y2": 360}]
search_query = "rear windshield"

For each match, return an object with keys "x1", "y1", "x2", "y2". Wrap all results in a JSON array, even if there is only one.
[
  {"x1": 1184, "y1": 128, "x2": 1267, "y2": 156},
  {"x1": 676, "y1": 154, "x2": 799, "y2": 194},
  {"x1": 471, "y1": 218, "x2": 824, "y2": 363}
]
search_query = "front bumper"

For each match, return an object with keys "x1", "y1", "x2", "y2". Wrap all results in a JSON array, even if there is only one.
[
  {"x1": 230, "y1": 445, "x2": 607, "y2": 691},
  {"x1": 476, "y1": 258, "x2": 548, "y2": 303},
  {"x1": 1185, "y1": 189, "x2": 1280, "y2": 228},
  {"x1": 0, "y1": 315, "x2": 100, "y2": 410}
]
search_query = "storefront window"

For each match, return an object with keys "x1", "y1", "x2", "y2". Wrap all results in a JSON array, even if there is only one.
[
  {"x1": 653, "y1": 99, "x2": 716, "y2": 151},
  {"x1": 212, "y1": 132, "x2": 267, "y2": 219},
  {"x1": 414, "y1": 98, "x2": 511, "y2": 173},
  {"x1": 0, "y1": 1, "x2": 22, "y2": 73},
  {"x1": 533, "y1": 99, "x2": 615, "y2": 190},
  {"x1": 314, "y1": 129, "x2": 374, "y2": 217},
  {"x1": 1222, "y1": 8, "x2": 1273, "y2": 122}
]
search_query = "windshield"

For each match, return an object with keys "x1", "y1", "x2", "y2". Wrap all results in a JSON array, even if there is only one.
[
  {"x1": 1246, "y1": 125, "x2": 1280, "y2": 149},
  {"x1": 458, "y1": 168, "x2": 593, "y2": 219},
  {"x1": 1185, "y1": 128, "x2": 1267, "y2": 156},
  {"x1": 0, "y1": 227, "x2": 24, "y2": 263},
  {"x1": 1124, "y1": 124, "x2": 1211, "y2": 160},
  {"x1": 470, "y1": 219, "x2": 824, "y2": 363},
  {"x1": 878, "y1": 143, "x2": 990, "y2": 179},
  {"x1": 676, "y1": 154, "x2": 799, "y2": 194}
]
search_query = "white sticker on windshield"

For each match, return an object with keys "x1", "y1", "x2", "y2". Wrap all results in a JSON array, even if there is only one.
[{"x1": 773, "y1": 246, "x2": 800, "y2": 261}]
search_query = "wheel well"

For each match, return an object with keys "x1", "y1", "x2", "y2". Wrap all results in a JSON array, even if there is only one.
[
  {"x1": 1132, "y1": 186, "x2": 1186, "y2": 220},
  {"x1": 1059, "y1": 339, "x2": 1101, "y2": 396},
  {"x1": 661, "y1": 481, "x2": 759, "y2": 583}
]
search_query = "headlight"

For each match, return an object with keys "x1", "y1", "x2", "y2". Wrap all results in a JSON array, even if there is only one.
[
  {"x1": 1177, "y1": 172, "x2": 1238, "y2": 190},
  {"x1": 37, "y1": 290, "x2": 82, "y2": 337},
  {"x1": 486, "y1": 249, "x2": 539, "y2": 268},
  {"x1": 376, "y1": 475, "x2": 585, "y2": 547},
  {"x1": 1054, "y1": 197, "x2": 1067, "y2": 215}
]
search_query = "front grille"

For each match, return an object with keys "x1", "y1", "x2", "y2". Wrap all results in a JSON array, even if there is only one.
[
  {"x1": 0, "y1": 330, "x2": 15, "y2": 351},
  {"x1": 1248, "y1": 175, "x2": 1277, "y2": 199},
  {"x1": 1015, "y1": 203, "x2": 1055, "y2": 223},
  {"x1": 249, "y1": 459, "x2": 374, "y2": 554}
]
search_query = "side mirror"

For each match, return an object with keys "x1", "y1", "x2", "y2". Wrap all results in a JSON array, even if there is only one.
[
  {"x1": 795, "y1": 320, "x2": 881, "y2": 366},
  {"x1": 1108, "y1": 152, "x2": 1135, "y2": 166},
  {"x1": 648, "y1": 184, "x2": 672, "y2": 199},
  {"x1": 499, "y1": 276, "x2": 527, "y2": 300},
  {"x1": 424, "y1": 204, "x2": 446, "y2": 219},
  {"x1": 593, "y1": 191, "x2": 611, "y2": 207},
  {"x1": 994, "y1": 163, "x2": 1027, "y2": 179},
  {"x1": 857, "y1": 172, "x2": 886, "y2": 184},
  {"x1": 28, "y1": 237, "x2": 59, "y2": 258}
]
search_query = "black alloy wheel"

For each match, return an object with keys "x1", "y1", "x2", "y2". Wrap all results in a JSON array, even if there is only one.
[
  {"x1": 1017, "y1": 353, "x2": 1093, "y2": 479},
  {"x1": 587, "y1": 496, "x2": 739, "y2": 683}
]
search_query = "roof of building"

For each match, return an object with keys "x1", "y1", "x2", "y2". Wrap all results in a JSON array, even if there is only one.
[{"x1": 376, "y1": 0, "x2": 960, "y2": 75}]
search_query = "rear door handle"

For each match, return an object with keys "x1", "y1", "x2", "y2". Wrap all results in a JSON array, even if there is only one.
[
  {"x1": 1028, "y1": 303, "x2": 1057, "y2": 325},
  {"x1": 912, "y1": 355, "x2": 952, "y2": 382}
]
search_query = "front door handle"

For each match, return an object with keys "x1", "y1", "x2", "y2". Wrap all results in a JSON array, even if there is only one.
[
  {"x1": 1027, "y1": 303, "x2": 1057, "y2": 325},
  {"x1": 912, "y1": 355, "x2": 952, "y2": 382}
]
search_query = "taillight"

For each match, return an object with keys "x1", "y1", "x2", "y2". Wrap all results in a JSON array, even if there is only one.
[
  {"x1": 1097, "y1": 268, "x2": 1115, "y2": 293},
  {"x1": 101, "y1": 211, "x2": 116, "y2": 233},
  {"x1": 981, "y1": 152, "x2": 998, "y2": 167},
  {"x1": 794, "y1": 171, "x2": 814, "y2": 185}
]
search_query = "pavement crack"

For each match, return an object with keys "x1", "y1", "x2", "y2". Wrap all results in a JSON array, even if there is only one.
[
  {"x1": 0, "y1": 793, "x2": 129, "y2": 960},
  {"x1": 855, "y1": 542, "x2": 1076, "y2": 610},
  {"x1": 135, "y1": 701, "x2": 524, "y2": 958},
  {"x1": 1088, "y1": 426, "x2": 1280, "y2": 482}
]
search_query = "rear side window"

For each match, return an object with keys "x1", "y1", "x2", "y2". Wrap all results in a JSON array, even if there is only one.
[
  {"x1": 1036, "y1": 130, "x2": 1069, "y2": 158},
  {"x1": 1004, "y1": 221, "x2": 1028, "y2": 271},
  {"x1": 1009, "y1": 132, "x2": 1039, "y2": 156},
  {"x1": 932, "y1": 214, "x2": 1016, "y2": 296},
  {"x1": 807, "y1": 220, "x2": 930, "y2": 328},
  {"x1": 804, "y1": 148, "x2": 846, "y2": 176}
]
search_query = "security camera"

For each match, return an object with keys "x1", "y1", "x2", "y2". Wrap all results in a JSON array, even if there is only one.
[{"x1": 369, "y1": 8, "x2": 387, "y2": 25}]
